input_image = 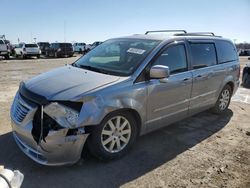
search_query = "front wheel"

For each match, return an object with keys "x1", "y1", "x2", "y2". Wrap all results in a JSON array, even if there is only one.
[
  {"x1": 87, "y1": 112, "x2": 138, "y2": 161},
  {"x1": 212, "y1": 85, "x2": 232, "y2": 114}
]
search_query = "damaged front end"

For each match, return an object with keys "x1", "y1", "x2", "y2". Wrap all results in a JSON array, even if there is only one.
[{"x1": 10, "y1": 85, "x2": 90, "y2": 166}]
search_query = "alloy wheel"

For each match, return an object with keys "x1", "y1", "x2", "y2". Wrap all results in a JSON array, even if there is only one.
[
  {"x1": 219, "y1": 89, "x2": 230, "y2": 111},
  {"x1": 101, "y1": 116, "x2": 131, "y2": 153}
]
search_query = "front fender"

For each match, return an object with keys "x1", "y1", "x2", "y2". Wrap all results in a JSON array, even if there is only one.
[{"x1": 77, "y1": 84, "x2": 147, "y2": 130}]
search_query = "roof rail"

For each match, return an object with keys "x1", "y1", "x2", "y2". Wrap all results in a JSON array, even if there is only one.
[
  {"x1": 145, "y1": 30, "x2": 187, "y2": 35},
  {"x1": 174, "y1": 32, "x2": 221, "y2": 37}
]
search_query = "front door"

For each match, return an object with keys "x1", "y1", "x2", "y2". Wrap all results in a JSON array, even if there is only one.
[{"x1": 146, "y1": 42, "x2": 192, "y2": 132}]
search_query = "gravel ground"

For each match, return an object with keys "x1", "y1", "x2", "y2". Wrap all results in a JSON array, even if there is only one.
[{"x1": 0, "y1": 56, "x2": 249, "y2": 188}]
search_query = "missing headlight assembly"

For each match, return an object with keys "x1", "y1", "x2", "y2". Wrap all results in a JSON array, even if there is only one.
[
  {"x1": 43, "y1": 102, "x2": 80, "y2": 128},
  {"x1": 32, "y1": 101, "x2": 84, "y2": 143}
]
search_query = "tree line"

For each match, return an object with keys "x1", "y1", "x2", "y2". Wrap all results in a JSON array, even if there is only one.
[{"x1": 236, "y1": 43, "x2": 250, "y2": 49}]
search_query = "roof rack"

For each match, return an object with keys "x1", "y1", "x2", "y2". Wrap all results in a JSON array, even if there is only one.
[
  {"x1": 145, "y1": 30, "x2": 187, "y2": 35},
  {"x1": 174, "y1": 32, "x2": 221, "y2": 37}
]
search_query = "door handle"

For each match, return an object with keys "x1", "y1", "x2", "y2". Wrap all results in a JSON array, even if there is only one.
[
  {"x1": 196, "y1": 74, "x2": 208, "y2": 78},
  {"x1": 196, "y1": 75, "x2": 203, "y2": 78},
  {"x1": 182, "y1": 78, "x2": 190, "y2": 81}
]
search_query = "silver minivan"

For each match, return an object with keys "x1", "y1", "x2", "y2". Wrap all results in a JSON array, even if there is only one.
[{"x1": 10, "y1": 30, "x2": 240, "y2": 165}]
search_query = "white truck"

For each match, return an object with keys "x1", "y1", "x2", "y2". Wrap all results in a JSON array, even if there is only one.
[
  {"x1": 73, "y1": 42, "x2": 86, "y2": 54},
  {"x1": 0, "y1": 39, "x2": 10, "y2": 59}
]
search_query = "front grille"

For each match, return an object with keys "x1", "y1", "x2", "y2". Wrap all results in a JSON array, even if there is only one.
[{"x1": 11, "y1": 93, "x2": 32, "y2": 123}]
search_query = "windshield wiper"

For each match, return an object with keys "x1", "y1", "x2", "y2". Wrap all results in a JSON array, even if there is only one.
[{"x1": 79, "y1": 65, "x2": 110, "y2": 75}]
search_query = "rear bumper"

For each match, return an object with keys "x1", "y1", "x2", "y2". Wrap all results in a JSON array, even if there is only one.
[
  {"x1": 11, "y1": 118, "x2": 89, "y2": 166},
  {"x1": 57, "y1": 51, "x2": 74, "y2": 56},
  {"x1": 23, "y1": 53, "x2": 40, "y2": 56}
]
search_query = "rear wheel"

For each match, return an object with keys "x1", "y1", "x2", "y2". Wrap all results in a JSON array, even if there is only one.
[
  {"x1": 21, "y1": 53, "x2": 26, "y2": 59},
  {"x1": 87, "y1": 112, "x2": 138, "y2": 160},
  {"x1": 212, "y1": 85, "x2": 232, "y2": 114},
  {"x1": 79, "y1": 48, "x2": 82, "y2": 54}
]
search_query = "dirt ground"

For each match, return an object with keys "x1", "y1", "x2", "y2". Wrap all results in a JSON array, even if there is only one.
[{"x1": 0, "y1": 56, "x2": 249, "y2": 188}]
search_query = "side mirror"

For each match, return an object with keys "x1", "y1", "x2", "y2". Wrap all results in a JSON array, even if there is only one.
[{"x1": 150, "y1": 65, "x2": 170, "y2": 79}]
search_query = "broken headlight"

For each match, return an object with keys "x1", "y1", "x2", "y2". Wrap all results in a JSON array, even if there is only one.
[{"x1": 43, "y1": 102, "x2": 80, "y2": 128}]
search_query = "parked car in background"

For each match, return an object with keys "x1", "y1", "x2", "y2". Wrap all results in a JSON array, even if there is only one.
[
  {"x1": 0, "y1": 39, "x2": 10, "y2": 59},
  {"x1": 10, "y1": 30, "x2": 240, "y2": 165},
  {"x1": 73, "y1": 42, "x2": 86, "y2": 54},
  {"x1": 37, "y1": 42, "x2": 50, "y2": 55},
  {"x1": 242, "y1": 63, "x2": 250, "y2": 87},
  {"x1": 3, "y1": 40, "x2": 14, "y2": 56},
  {"x1": 45, "y1": 43, "x2": 74, "y2": 58},
  {"x1": 14, "y1": 43, "x2": 41, "y2": 59},
  {"x1": 85, "y1": 41, "x2": 102, "y2": 52}
]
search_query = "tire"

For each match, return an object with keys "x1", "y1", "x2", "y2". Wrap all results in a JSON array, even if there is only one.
[
  {"x1": 79, "y1": 48, "x2": 82, "y2": 54},
  {"x1": 37, "y1": 55, "x2": 40, "y2": 59},
  {"x1": 242, "y1": 72, "x2": 250, "y2": 88},
  {"x1": 87, "y1": 111, "x2": 138, "y2": 161},
  {"x1": 211, "y1": 85, "x2": 232, "y2": 114},
  {"x1": 15, "y1": 52, "x2": 18, "y2": 59},
  {"x1": 4, "y1": 54, "x2": 9, "y2": 60}
]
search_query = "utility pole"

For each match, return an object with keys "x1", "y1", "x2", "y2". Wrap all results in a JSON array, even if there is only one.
[{"x1": 64, "y1": 20, "x2": 66, "y2": 42}]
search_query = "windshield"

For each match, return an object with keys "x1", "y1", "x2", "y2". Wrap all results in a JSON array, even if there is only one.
[{"x1": 74, "y1": 39, "x2": 160, "y2": 76}]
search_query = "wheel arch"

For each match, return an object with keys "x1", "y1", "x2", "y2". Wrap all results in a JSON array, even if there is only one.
[
  {"x1": 83, "y1": 108, "x2": 142, "y2": 137},
  {"x1": 226, "y1": 81, "x2": 234, "y2": 93}
]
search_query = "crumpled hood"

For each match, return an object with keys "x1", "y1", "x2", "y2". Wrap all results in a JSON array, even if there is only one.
[{"x1": 24, "y1": 65, "x2": 120, "y2": 101}]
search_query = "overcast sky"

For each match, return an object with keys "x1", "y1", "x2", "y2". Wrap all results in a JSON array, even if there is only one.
[{"x1": 1, "y1": 0, "x2": 250, "y2": 44}]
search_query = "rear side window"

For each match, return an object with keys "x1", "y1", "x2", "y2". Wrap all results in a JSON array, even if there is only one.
[
  {"x1": 216, "y1": 41, "x2": 238, "y2": 63},
  {"x1": 190, "y1": 43, "x2": 217, "y2": 69},
  {"x1": 0, "y1": 40, "x2": 3, "y2": 44},
  {"x1": 153, "y1": 44, "x2": 188, "y2": 74}
]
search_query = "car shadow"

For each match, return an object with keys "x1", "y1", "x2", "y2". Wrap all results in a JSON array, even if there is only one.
[{"x1": 0, "y1": 109, "x2": 233, "y2": 188}]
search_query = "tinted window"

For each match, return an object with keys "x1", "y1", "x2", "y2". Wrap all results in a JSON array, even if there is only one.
[
  {"x1": 25, "y1": 44, "x2": 38, "y2": 48},
  {"x1": 190, "y1": 43, "x2": 217, "y2": 69},
  {"x1": 59, "y1": 43, "x2": 72, "y2": 48},
  {"x1": 4, "y1": 40, "x2": 10, "y2": 44},
  {"x1": 153, "y1": 44, "x2": 188, "y2": 74},
  {"x1": 216, "y1": 41, "x2": 238, "y2": 63},
  {"x1": 0, "y1": 40, "x2": 3, "y2": 44}
]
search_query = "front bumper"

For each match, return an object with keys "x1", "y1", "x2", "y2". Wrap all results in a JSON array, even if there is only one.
[
  {"x1": 10, "y1": 93, "x2": 89, "y2": 166},
  {"x1": 11, "y1": 119, "x2": 89, "y2": 166}
]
